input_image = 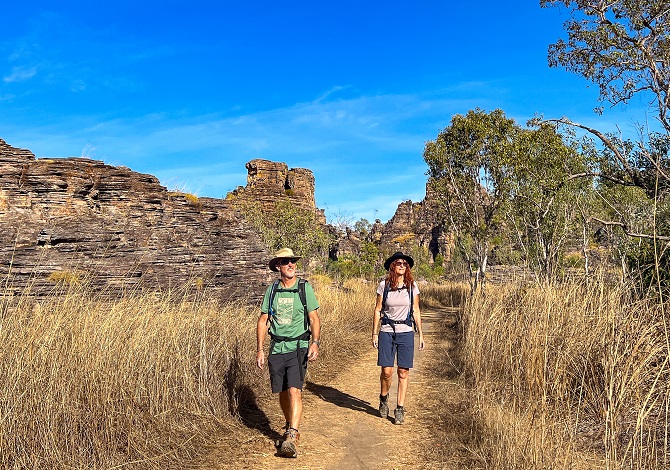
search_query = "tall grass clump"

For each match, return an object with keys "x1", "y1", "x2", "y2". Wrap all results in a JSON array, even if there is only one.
[
  {"x1": 305, "y1": 276, "x2": 372, "y2": 378},
  {"x1": 462, "y1": 276, "x2": 669, "y2": 469},
  {"x1": 0, "y1": 283, "x2": 261, "y2": 469},
  {"x1": 420, "y1": 281, "x2": 470, "y2": 310}
]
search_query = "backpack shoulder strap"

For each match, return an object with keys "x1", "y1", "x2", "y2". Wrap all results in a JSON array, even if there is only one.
[
  {"x1": 298, "y1": 278, "x2": 309, "y2": 331},
  {"x1": 266, "y1": 279, "x2": 280, "y2": 325},
  {"x1": 381, "y1": 280, "x2": 390, "y2": 315},
  {"x1": 406, "y1": 283, "x2": 417, "y2": 331}
]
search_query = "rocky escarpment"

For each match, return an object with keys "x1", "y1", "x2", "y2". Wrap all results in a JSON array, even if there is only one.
[
  {"x1": 0, "y1": 139, "x2": 320, "y2": 300},
  {"x1": 227, "y1": 159, "x2": 326, "y2": 224},
  {"x1": 377, "y1": 185, "x2": 453, "y2": 262},
  {"x1": 335, "y1": 185, "x2": 453, "y2": 264}
]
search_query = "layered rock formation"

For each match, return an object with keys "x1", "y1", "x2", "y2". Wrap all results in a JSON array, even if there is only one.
[
  {"x1": 0, "y1": 139, "x2": 321, "y2": 300},
  {"x1": 227, "y1": 159, "x2": 326, "y2": 224},
  {"x1": 378, "y1": 185, "x2": 453, "y2": 262},
  {"x1": 337, "y1": 186, "x2": 453, "y2": 264},
  {"x1": 0, "y1": 136, "x2": 452, "y2": 298}
]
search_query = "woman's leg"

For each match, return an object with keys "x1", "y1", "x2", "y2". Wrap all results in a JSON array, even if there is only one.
[
  {"x1": 380, "y1": 366, "x2": 393, "y2": 396},
  {"x1": 396, "y1": 367, "x2": 410, "y2": 406}
]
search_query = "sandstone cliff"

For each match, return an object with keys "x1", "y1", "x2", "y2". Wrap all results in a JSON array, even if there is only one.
[
  {"x1": 0, "y1": 139, "x2": 321, "y2": 300},
  {"x1": 337, "y1": 186, "x2": 453, "y2": 264},
  {"x1": 0, "y1": 137, "x2": 452, "y2": 298}
]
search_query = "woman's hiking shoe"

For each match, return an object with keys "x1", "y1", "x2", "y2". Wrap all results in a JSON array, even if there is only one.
[
  {"x1": 279, "y1": 428, "x2": 300, "y2": 458},
  {"x1": 379, "y1": 400, "x2": 390, "y2": 418},
  {"x1": 394, "y1": 407, "x2": 405, "y2": 425}
]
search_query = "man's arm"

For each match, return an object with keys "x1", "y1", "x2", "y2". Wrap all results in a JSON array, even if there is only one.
[
  {"x1": 256, "y1": 312, "x2": 269, "y2": 369},
  {"x1": 307, "y1": 309, "x2": 321, "y2": 361}
]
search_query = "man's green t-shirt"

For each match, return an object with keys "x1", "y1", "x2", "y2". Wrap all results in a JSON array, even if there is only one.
[{"x1": 261, "y1": 278, "x2": 319, "y2": 354}]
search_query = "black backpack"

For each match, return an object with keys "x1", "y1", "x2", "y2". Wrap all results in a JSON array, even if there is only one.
[
  {"x1": 266, "y1": 278, "x2": 311, "y2": 343},
  {"x1": 380, "y1": 281, "x2": 416, "y2": 332}
]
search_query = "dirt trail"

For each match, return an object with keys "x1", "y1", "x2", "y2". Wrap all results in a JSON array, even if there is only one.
[{"x1": 209, "y1": 307, "x2": 461, "y2": 469}]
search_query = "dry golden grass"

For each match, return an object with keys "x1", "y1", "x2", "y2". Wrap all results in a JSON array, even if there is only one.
[
  {"x1": 460, "y1": 276, "x2": 670, "y2": 469},
  {"x1": 9, "y1": 270, "x2": 666, "y2": 469},
  {"x1": 0, "y1": 275, "x2": 372, "y2": 469},
  {"x1": 305, "y1": 276, "x2": 373, "y2": 381}
]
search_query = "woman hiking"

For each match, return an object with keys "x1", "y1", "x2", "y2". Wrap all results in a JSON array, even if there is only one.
[{"x1": 371, "y1": 251, "x2": 425, "y2": 425}]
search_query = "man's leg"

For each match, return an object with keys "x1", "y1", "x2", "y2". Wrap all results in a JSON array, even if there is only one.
[
  {"x1": 279, "y1": 390, "x2": 291, "y2": 424},
  {"x1": 278, "y1": 387, "x2": 302, "y2": 457},
  {"x1": 280, "y1": 387, "x2": 303, "y2": 430}
]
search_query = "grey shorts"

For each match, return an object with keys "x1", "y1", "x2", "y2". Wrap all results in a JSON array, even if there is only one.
[
  {"x1": 377, "y1": 331, "x2": 414, "y2": 369},
  {"x1": 268, "y1": 348, "x2": 308, "y2": 393}
]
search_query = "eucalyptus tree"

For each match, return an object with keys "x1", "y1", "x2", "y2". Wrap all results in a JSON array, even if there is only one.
[
  {"x1": 424, "y1": 109, "x2": 517, "y2": 292},
  {"x1": 542, "y1": 0, "x2": 670, "y2": 235},
  {"x1": 543, "y1": 0, "x2": 670, "y2": 293},
  {"x1": 507, "y1": 123, "x2": 592, "y2": 281}
]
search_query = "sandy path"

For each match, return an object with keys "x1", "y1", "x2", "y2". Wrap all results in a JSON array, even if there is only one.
[{"x1": 209, "y1": 308, "x2": 454, "y2": 469}]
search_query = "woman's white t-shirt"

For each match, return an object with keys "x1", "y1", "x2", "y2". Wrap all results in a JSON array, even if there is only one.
[{"x1": 377, "y1": 280, "x2": 419, "y2": 334}]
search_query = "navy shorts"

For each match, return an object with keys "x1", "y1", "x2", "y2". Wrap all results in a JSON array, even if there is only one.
[
  {"x1": 268, "y1": 348, "x2": 308, "y2": 393},
  {"x1": 377, "y1": 331, "x2": 414, "y2": 369}
]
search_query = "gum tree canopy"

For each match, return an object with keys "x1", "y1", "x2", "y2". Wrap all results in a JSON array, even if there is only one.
[
  {"x1": 543, "y1": 0, "x2": 670, "y2": 239},
  {"x1": 543, "y1": 1, "x2": 670, "y2": 128},
  {"x1": 544, "y1": 1, "x2": 670, "y2": 293}
]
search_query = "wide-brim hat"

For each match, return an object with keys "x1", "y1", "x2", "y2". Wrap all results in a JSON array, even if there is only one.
[
  {"x1": 269, "y1": 247, "x2": 302, "y2": 272},
  {"x1": 384, "y1": 251, "x2": 414, "y2": 270}
]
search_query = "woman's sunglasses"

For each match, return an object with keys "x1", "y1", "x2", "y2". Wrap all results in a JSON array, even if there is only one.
[
  {"x1": 393, "y1": 260, "x2": 409, "y2": 267},
  {"x1": 278, "y1": 258, "x2": 299, "y2": 266}
]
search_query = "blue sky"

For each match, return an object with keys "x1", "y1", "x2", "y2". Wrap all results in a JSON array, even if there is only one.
[{"x1": 0, "y1": 1, "x2": 654, "y2": 223}]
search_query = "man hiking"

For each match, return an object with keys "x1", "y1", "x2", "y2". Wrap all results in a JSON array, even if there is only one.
[{"x1": 256, "y1": 248, "x2": 321, "y2": 458}]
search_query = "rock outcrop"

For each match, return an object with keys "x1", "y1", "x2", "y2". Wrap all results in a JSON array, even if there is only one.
[
  {"x1": 227, "y1": 159, "x2": 326, "y2": 224},
  {"x1": 0, "y1": 139, "x2": 320, "y2": 300},
  {"x1": 0, "y1": 136, "x2": 453, "y2": 297},
  {"x1": 379, "y1": 185, "x2": 453, "y2": 262},
  {"x1": 336, "y1": 185, "x2": 453, "y2": 264}
]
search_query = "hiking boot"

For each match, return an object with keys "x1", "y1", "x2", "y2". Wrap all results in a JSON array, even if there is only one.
[
  {"x1": 394, "y1": 407, "x2": 405, "y2": 425},
  {"x1": 279, "y1": 428, "x2": 300, "y2": 458},
  {"x1": 379, "y1": 400, "x2": 390, "y2": 419},
  {"x1": 275, "y1": 421, "x2": 290, "y2": 448}
]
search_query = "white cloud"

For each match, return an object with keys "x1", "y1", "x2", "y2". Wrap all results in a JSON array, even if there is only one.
[{"x1": 3, "y1": 66, "x2": 37, "y2": 82}]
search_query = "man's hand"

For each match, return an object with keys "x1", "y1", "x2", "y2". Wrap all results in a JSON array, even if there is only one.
[
  {"x1": 256, "y1": 350, "x2": 265, "y2": 369},
  {"x1": 372, "y1": 334, "x2": 379, "y2": 349},
  {"x1": 308, "y1": 343, "x2": 319, "y2": 361}
]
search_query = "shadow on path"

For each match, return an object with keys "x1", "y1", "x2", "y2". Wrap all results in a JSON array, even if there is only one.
[
  {"x1": 236, "y1": 385, "x2": 282, "y2": 443},
  {"x1": 305, "y1": 382, "x2": 379, "y2": 417}
]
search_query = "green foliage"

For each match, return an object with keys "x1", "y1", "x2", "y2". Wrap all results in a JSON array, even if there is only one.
[
  {"x1": 543, "y1": 0, "x2": 670, "y2": 130},
  {"x1": 626, "y1": 240, "x2": 670, "y2": 298},
  {"x1": 328, "y1": 241, "x2": 380, "y2": 281},
  {"x1": 239, "y1": 199, "x2": 334, "y2": 268},
  {"x1": 424, "y1": 109, "x2": 593, "y2": 286},
  {"x1": 542, "y1": 0, "x2": 670, "y2": 299},
  {"x1": 353, "y1": 218, "x2": 372, "y2": 237},
  {"x1": 625, "y1": 203, "x2": 670, "y2": 298},
  {"x1": 424, "y1": 108, "x2": 518, "y2": 290},
  {"x1": 508, "y1": 122, "x2": 592, "y2": 280},
  {"x1": 413, "y1": 251, "x2": 445, "y2": 282}
]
